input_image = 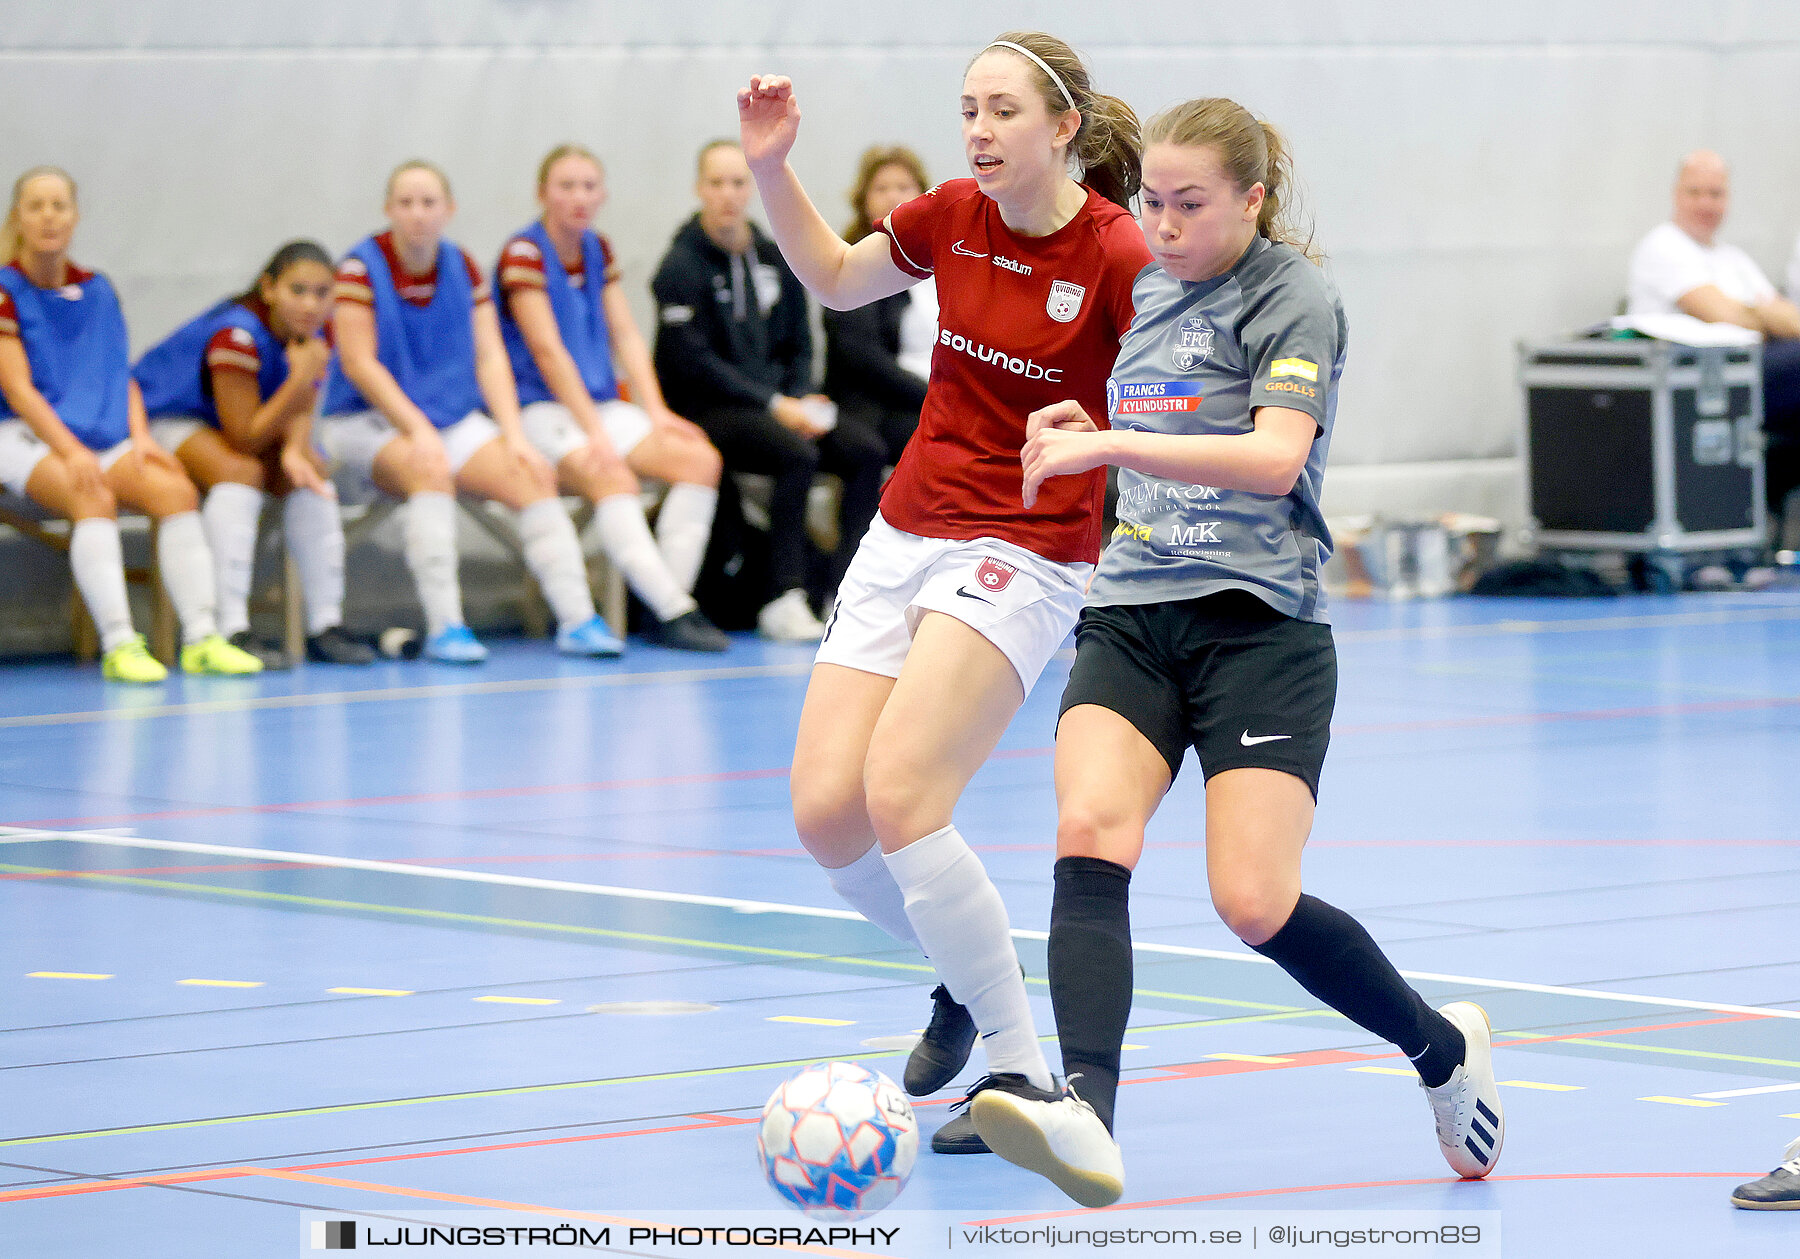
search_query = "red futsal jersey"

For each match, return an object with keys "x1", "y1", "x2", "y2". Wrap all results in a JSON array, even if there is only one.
[{"x1": 876, "y1": 179, "x2": 1151, "y2": 564}]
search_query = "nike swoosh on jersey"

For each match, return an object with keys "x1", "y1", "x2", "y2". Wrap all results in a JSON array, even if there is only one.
[
  {"x1": 1240, "y1": 732, "x2": 1293, "y2": 746},
  {"x1": 951, "y1": 239, "x2": 989, "y2": 258},
  {"x1": 955, "y1": 586, "x2": 994, "y2": 604}
]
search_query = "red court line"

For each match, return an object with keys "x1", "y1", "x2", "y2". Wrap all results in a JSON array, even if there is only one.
[{"x1": 9, "y1": 692, "x2": 1797, "y2": 831}]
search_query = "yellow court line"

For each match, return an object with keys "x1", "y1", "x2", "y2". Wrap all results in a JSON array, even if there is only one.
[
  {"x1": 27, "y1": 971, "x2": 113, "y2": 980},
  {"x1": 1563, "y1": 1038, "x2": 1800, "y2": 1070},
  {"x1": 767, "y1": 1016, "x2": 855, "y2": 1027},
  {"x1": 1120, "y1": 1044, "x2": 1148, "y2": 1051},
  {"x1": 176, "y1": 979, "x2": 263, "y2": 988},
  {"x1": 473, "y1": 996, "x2": 560, "y2": 1006},
  {"x1": 328, "y1": 987, "x2": 414, "y2": 996},
  {"x1": 1209, "y1": 1052, "x2": 1293, "y2": 1064},
  {"x1": 1499, "y1": 1080, "x2": 1583, "y2": 1091},
  {"x1": 1641, "y1": 1096, "x2": 1725, "y2": 1107}
]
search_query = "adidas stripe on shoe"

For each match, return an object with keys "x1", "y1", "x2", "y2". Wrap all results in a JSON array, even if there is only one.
[{"x1": 1420, "y1": 1001, "x2": 1505, "y2": 1178}]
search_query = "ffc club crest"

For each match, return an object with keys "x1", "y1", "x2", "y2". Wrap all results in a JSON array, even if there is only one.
[
  {"x1": 1173, "y1": 316, "x2": 1214, "y2": 371},
  {"x1": 1046, "y1": 280, "x2": 1086, "y2": 323},
  {"x1": 975, "y1": 557, "x2": 1018, "y2": 593}
]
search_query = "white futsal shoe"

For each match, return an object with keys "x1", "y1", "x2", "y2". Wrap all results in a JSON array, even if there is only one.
[
  {"x1": 1420, "y1": 1001, "x2": 1505, "y2": 1178},
  {"x1": 757, "y1": 589, "x2": 825, "y2": 642},
  {"x1": 969, "y1": 1073, "x2": 1124, "y2": 1208}
]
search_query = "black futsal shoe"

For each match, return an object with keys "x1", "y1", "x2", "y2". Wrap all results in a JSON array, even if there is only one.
[
  {"x1": 227, "y1": 629, "x2": 289, "y2": 670},
  {"x1": 642, "y1": 608, "x2": 730, "y2": 652},
  {"x1": 930, "y1": 1099, "x2": 992, "y2": 1155},
  {"x1": 1732, "y1": 1139, "x2": 1800, "y2": 1209},
  {"x1": 905, "y1": 984, "x2": 978, "y2": 1096},
  {"x1": 306, "y1": 626, "x2": 378, "y2": 665}
]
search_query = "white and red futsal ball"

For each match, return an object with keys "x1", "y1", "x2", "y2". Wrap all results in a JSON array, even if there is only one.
[{"x1": 757, "y1": 1061, "x2": 918, "y2": 1219}]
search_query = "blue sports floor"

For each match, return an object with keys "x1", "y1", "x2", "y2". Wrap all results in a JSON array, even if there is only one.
[{"x1": 3, "y1": 593, "x2": 1799, "y2": 1257}]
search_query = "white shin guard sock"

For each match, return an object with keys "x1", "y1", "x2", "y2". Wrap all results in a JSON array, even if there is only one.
[
  {"x1": 884, "y1": 824, "x2": 1053, "y2": 1089},
  {"x1": 201, "y1": 482, "x2": 264, "y2": 638},
  {"x1": 654, "y1": 482, "x2": 717, "y2": 595},
  {"x1": 403, "y1": 492, "x2": 463, "y2": 636},
  {"x1": 590, "y1": 494, "x2": 694, "y2": 622},
  {"x1": 156, "y1": 510, "x2": 220, "y2": 645},
  {"x1": 518, "y1": 498, "x2": 597, "y2": 631},
  {"x1": 69, "y1": 517, "x2": 136, "y2": 653},
  {"x1": 283, "y1": 488, "x2": 346, "y2": 635},
  {"x1": 823, "y1": 843, "x2": 922, "y2": 949}
]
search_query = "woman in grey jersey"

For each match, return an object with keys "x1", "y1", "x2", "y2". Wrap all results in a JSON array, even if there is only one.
[{"x1": 965, "y1": 98, "x2": 1507, "y2": 1207}]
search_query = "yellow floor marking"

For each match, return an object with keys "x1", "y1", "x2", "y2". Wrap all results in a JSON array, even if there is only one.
[
  {"x1": 1209, "y1": 1052, "x2": 1293, "y2": 1064},
  {"x1": 27, "y1": 971, "x2": 113, "y2": 980},
  {"x1": 1640, "y1": 1095, "x2": 1725, "y2": 1107},
  {"x1": 1498, "y1": 1080, "x2": 1583, "y2": 1091},
  {"x1": 1120, "y1": 1044, "x2": 1148, "y2": 1051},
  {"x1": 1349, "y1": 1066, "x2": 1416, "y2": 1077},
  {"x1": 473, "y1": 996, "x2": 560, "y2": 1006},
  {"x1": 766, "y1": 1015, "x2": 855, "y2": 1027},
  {"x1": 1785, "y1": 1113, "x2": 1800, "y2": 1120},
  {"x1": 177, "y1": 979, "x2": 262, "y2": 988},
  {"x1": 329, "y1": 987, "x2": 414, "y2": 996}
]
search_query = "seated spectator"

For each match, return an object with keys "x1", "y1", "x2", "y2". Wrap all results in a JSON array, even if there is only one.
[
  {"x1": 822, "y1": 145, "x2": 933, "y2": 470},
  {"x1": 652, "y1": 140, "x2": 885, "y2": 640},
  {"x1": 1628, "y1": 150, "x2": 1800, "y2": 514},
  {"x1": 0, "y1": 166, "x2": 261, "y2": 682},
  {"x1": 496, "y1": 144, "x2": 728, "y2": 652},
  {"x1": 321, "y1": 160, "x2": 621, "y2": 663},
  {"x1": 134, "y1": 241, "x2": 374, "y2": 667}
]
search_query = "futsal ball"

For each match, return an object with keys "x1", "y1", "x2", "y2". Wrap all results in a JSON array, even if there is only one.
[{"x1": 757, "y1": 1061, "x2": 918, "y2": 1219}]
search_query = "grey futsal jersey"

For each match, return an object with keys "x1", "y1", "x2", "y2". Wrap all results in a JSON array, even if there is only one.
[{"x1": 1088, "y1": 235, "x2": 1345, "y2": 622}]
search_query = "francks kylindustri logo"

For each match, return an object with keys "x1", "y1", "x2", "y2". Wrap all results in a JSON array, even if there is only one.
[
  {"x1": 976, "y1": 557, "x2": 1018, "y2": 592},
  {"x1": 1174, "y1": 315, "x2": 1214, "y2": 371},
  {"x1": 1046, "y1": 280, "x2": 1086, "y2": 323}
]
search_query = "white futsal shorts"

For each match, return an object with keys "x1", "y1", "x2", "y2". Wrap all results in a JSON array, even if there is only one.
[
  {"x1": 519, "y1": 399, "x2": 654, "y2": 465},
  {"x1": 0, "y1": 419, "x2": 132, "y2": 497},
  {"x1": 319, "y1": 410, "x2": 500, "y2": 486},
  {"x1": 148, "y1": 416, "x2": 207, "y2": 456},
  {"x1": 814, "y1": 512, "x2": 1091, "y2": 693}
]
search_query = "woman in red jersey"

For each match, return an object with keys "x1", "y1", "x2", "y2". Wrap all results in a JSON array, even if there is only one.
[{"x1": 739, "y1": 30, "x2": 1152, "y2": 1153}]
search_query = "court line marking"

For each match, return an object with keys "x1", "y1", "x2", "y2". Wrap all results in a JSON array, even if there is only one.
[
  {"x1": 1697, "y1": 1081, "x2": 1800, "y2": 1098},
  {"x1": 0, "y1": 602, "x2": 1793, "y2": 735},
  {"x1": 8, "y1": 828, "x2": 1800, "y2": 1024},
  {"x1": 0, "y1": 661, "x2": 817, "y2": 730}
]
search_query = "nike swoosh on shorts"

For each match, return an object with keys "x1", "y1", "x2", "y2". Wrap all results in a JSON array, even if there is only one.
[
  {"x1": 955, "y1": 586, "x2": 994, "y2": 604},
  {"x1": 1240, "y1": 732, "x2": 1293, "y2": 746}
]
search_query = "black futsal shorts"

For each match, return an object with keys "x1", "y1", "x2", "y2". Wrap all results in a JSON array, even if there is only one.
[{"x1": 1058, "y1": 589, "x2": 1337, "y2": 798}]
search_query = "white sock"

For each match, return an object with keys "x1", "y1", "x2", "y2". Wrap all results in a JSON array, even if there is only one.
[
  {"x1": 824, "y1": 843, "x2": 922, "y2": 948},
  {"x1": 200, "y1": 482, "x2": 264, "y2": 638},
  {"x1": 518, "y1": 498, "x2": 597, "y2": 630},
  {"x1": 69, "y1": 517, "x2": 136, "y2": 654},
  {"x1": 884, "y1": 824, "x2": 1052, "y2": 1089},
  {"x1": 283, "y1": 488, "x2": 346, "y2": 635},
  {"x1": 403, "y1": 491, "x2": 462, "y2": 637},
  {"x1": 589, "y1": 493, "x2": 695, "y2": 622},
  {"x1": 156, "y1": 510, "x2": 220, "y2": 645},
  {"x1": 654, "y1": 482, "x2": 718, "y2": 595}
]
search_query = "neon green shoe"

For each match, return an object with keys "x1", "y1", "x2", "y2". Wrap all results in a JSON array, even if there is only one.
[
  {"x1": 180, "y1": 633, "x2": 265, "y2": 675},
  {"x1": 101, "y1": 634, "x2": 169, "y2": 684}
]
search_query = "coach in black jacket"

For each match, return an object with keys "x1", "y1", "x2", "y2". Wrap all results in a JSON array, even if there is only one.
[
  {"x1": 823, "y1": 292, "x2": 927, "y2": 467},
  {"x1": 652, "y1": 141, "x2": 884, "y2": 640}
]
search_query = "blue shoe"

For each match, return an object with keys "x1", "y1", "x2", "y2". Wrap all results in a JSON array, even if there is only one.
[
  {"x1": 556, "y1": 615, "x2": 625, "y2": 658},
  {"x1": 424, "y1": 624, "x2": 488, "y2": 664}
]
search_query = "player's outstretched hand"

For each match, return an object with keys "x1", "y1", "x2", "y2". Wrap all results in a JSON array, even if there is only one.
[
  {"x1": 1021, "y1": 402, "x2": 1107, "y2": 509},
  {"x1": 739, "y1": 75, "x2": 801, "y2": 171}
]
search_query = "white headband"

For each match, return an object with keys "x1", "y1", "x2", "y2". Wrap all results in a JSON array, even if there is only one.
[{"x1": 985, "y1": 40, "x2": 1077, "y2": 115}]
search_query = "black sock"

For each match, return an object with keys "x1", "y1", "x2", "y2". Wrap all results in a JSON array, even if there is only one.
[
  {"x1": 1048, "y1": 856, "x2": 1133, "y2": 1132},
  {"x1": 1248, "y1": 894, "x2": 1465, "y2": 1088}
]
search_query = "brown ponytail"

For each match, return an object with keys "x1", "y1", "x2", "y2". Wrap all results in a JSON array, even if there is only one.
[
  {"x1": 978, "y1": 31, "x2": 1142, "y2": 209},
  {"x1": 1143, "y1": 98, "x2": 1319, "y2": 261}
]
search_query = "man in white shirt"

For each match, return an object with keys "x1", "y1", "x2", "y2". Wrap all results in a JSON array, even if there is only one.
[{"x1": 1627, "y1": 150, "x2": 1800, "y2": 517}]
